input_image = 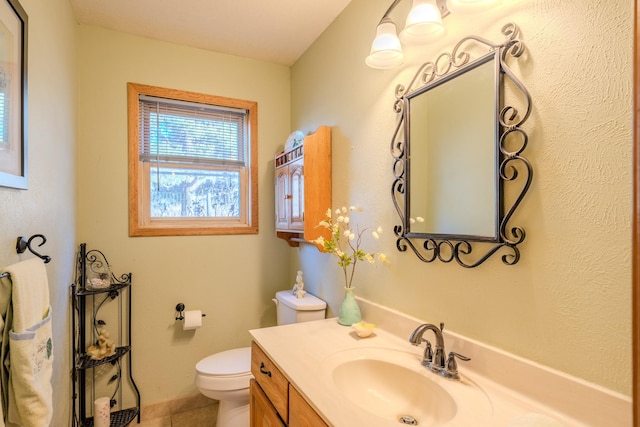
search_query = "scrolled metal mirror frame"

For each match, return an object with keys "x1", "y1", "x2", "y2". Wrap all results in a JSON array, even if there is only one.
[{"x1": 391, "y1": 23, "x2": 532, "y2": 268}]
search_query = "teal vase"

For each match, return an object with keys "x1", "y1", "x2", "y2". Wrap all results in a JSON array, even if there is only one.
[{"x1": 338, "y1": 287, "x2": 362, "y2": 326}]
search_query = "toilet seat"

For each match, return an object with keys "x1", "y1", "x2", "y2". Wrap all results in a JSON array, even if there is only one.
[{"x1": 195, "y1": 347, "x2": 253, "y2": 391}]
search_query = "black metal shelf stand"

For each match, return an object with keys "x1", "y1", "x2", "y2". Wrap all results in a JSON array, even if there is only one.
[{"x1": 71, "y1": 243, "x2": 141, "y2": 426}]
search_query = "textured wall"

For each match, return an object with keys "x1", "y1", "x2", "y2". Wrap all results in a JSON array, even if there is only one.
[
  {"x1": 76, "y1": 26, "x2": 293, "y2": 403},
  {"x1": 0, "y1": 0, "x2": 77, "y2": 424},
  {"x1": 291, "y1": 0, "x2": 633, "y2": 395}
]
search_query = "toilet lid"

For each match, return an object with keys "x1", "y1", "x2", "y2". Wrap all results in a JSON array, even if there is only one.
[{"x1": 196, "y1": 347, "x2": 251, "y2": 377}]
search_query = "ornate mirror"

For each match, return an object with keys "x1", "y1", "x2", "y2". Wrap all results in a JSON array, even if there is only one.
[{"x1": 391, "y1": 23, "x2": 532, "y2": 267}]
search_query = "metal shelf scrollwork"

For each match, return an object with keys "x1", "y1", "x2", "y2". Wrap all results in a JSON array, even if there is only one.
[
  {"x1": 71, "y1": 243, "x2": 140, "y2": 427},
  {"x1": 391, "y1": 23, "x2": 532, "y2": 268}
]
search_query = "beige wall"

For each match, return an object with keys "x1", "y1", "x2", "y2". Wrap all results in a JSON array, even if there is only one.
[
  {"x1": 76, "y1": 26, "x2": 292, "y2": 403},
  {"x1": 3, "y1": 0, "x2": 633, "y2": 423},
  {"x1": 291, "y1": 0, "x2": 633, "y2": 396},
  {"x1": 0, "y1": 0, "x2": 77, "y2": 424}
]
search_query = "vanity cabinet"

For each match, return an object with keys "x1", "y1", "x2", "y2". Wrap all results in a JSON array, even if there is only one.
[
  {"x1": 71, "y1": 243, "x2": 141, "y2": 427},
  {"x1": 275, "y1": 126, "x2": 331, "y2": 248},
  {"x1": 250, "y1": 342, "x2": 328, "y2": 427}
]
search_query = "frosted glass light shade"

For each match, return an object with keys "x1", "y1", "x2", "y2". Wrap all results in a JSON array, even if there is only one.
[
  {"x1": 365, "y1": 21, "x2": 404, "y2": 69},
  {"x1": 399, "y1": 0, "x2": 445, "y2": 45},
  {"x1": 447, "y1": 0, "x2": 499, "y2": 14}
]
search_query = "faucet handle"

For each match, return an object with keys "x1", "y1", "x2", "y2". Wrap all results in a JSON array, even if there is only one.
[
  {"x1": 421, "y1": 339, "x2": 433, "y2": 367},
  {"x1": 446, "y1": 352, "x2": 470, "y2": 379}
]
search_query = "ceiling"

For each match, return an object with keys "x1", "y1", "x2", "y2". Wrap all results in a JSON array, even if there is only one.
[{"x1": 69, "y1": 0, "x2": 353, "y2": 66}]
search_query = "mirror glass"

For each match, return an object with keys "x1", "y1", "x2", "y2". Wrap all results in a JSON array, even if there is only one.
[{"x1": 407, "y1": 55, "x2": 498, "y2": 239}]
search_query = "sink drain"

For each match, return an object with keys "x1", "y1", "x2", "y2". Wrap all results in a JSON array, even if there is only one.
[{"x1": 399, "y1": 415, "x2": 418, "y2": 425}]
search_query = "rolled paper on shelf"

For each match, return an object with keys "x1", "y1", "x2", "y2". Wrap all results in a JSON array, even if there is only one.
[{"x1": 183, "y1": 310, "x2": 203, "y2": 330}]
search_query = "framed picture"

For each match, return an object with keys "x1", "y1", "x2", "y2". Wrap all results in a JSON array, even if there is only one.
[{"x1": 0, "y1": 0, "x2": 26, "y2": 189}]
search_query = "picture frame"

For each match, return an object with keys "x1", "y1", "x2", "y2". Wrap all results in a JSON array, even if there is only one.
[{"x1": 0, "y1": 0, "x2": 27, "y2": 189}]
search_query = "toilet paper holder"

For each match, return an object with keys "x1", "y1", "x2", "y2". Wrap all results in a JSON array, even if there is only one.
[{"x1": 175, "y1": 303, "x2": 206, "y2": 320}]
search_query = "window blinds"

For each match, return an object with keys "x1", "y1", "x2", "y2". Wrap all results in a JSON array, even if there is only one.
[{"x1": 138, "y1": 95, "x2": 248, "y2": 167}]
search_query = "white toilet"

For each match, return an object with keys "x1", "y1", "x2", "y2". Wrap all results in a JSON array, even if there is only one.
[{"x1": 195, "y1": 290, "x2": 326, "y2": 427}]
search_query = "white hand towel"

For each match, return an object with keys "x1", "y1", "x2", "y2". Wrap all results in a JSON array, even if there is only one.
[
  {"x1": 3, "y1": 258, "x2": 50, "y2": 333},
  {"x1": 8, "y1": 309, "x2": 53, "y2": 426},
  {"x1": 0, "y1": 259, "x2": 53, "y2": 427}
]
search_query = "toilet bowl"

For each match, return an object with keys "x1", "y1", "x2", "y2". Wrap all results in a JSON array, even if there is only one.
[
  {"x1": 195, "y1": 347, "x2": 253, "y2": 427},
  {"x1": 195, "y1": 291, "x2": 326, "y2": 427}
]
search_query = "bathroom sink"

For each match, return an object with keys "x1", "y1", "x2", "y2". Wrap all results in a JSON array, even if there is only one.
[{"x1": 318, "y1": 347, "x2": 492, "y2": 426}]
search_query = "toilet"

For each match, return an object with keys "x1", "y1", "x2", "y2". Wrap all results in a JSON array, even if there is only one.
[{"x1": 195, "y1": 290, "x2": 326, "y2": 427}]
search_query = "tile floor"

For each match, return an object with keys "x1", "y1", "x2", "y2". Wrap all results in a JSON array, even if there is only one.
[{"x1": 136, "y1": 393, "x2": 218, "y2": 427}]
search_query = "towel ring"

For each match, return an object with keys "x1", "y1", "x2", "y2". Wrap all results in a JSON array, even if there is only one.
[{"x1": 16, "y1": 234, "x2": 52, "y2": 263}]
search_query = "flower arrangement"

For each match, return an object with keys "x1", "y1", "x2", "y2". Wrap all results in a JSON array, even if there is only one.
[{"x1": 313, "y1": 206, "x2": 389, "y2": 289}]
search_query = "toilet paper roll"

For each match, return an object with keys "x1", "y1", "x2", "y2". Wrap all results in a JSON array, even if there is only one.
[
  {"x1": 94, "y1": 397, "x2": 110, "y2": 427},
  {"x1": 183, "y1": 310, "x2": 203, "y2": 330}
]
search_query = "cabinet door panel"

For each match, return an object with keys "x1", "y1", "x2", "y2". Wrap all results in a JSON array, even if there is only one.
[
  {"x1": 289, "y1": 385, "x2": 329, "y2": 427},
  {"x1": 275, "y1": 167, "x2": 290, "y2": 231},
  {"x1": 288, "y1": 159, "x2": 304, "y2": 231},
  {"x1": 250, "y1": 379, "x2": 286, "y2": 427}
]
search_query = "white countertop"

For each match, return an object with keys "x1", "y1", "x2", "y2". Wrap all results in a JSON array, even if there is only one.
[
  {"x1": 249, "y1": 301, "x2": 632, "y2": 427},
  {"x1": 251, "y1": 318, "x2": 431, "y2": 426},
  {"x1": 250, "y1": 318, "x2": 571, "y2": 426}
]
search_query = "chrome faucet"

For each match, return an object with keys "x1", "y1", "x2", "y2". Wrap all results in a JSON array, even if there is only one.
[{"x1": 409, "y1": 322, "x2": 470, "y2": 380}]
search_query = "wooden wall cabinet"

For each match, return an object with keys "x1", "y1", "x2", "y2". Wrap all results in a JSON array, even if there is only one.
[
  {"x1": 275, "y1": 126, "x2": 331, "y2": 248},
  {"x1": 250, "y1": 342, "x2": 328, "y2": 427}
]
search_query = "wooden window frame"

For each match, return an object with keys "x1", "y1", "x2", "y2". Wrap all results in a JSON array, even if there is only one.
[{"x1": 127, "y1": 82, "x2": 258, "y2": 236}]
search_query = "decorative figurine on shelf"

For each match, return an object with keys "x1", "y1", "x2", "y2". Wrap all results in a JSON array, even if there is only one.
[
  {"x1": 291, "y1": 270, "x2": 306, "y2": 299},
  {"x1": 87, "y1": 327, "x2": 116, "y2": 360}
]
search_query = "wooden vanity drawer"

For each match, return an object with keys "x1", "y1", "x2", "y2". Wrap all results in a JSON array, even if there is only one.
[{"x1": 251, "y1": 341, "x2": 289, "y2": 424}]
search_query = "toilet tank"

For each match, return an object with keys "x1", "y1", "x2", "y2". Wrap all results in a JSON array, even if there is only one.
[{"x1": 274, "y1": 290, "x2": 326, "y2": 325}]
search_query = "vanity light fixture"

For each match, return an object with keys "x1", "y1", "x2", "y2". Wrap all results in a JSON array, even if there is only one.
[{"x1": 365, "y1": 0, "x2": 500, "y2": 69}]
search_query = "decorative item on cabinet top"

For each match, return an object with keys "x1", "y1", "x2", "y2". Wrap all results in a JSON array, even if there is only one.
[{"x1": 275, "y1": 126, "x2": 332, "y2": 250}]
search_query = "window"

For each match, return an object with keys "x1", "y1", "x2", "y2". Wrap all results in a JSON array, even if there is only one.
[{"x1": 128, "y1": 83, "x2": 258, "y2": 236}]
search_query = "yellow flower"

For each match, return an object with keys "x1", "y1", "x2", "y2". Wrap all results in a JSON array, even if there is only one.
[
  {"x1": 316, "y1": 205, "x2": 389, "y2": 289},
  {"x1": 377, "y1": 253, "x2": 390, "y2": 263}
]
